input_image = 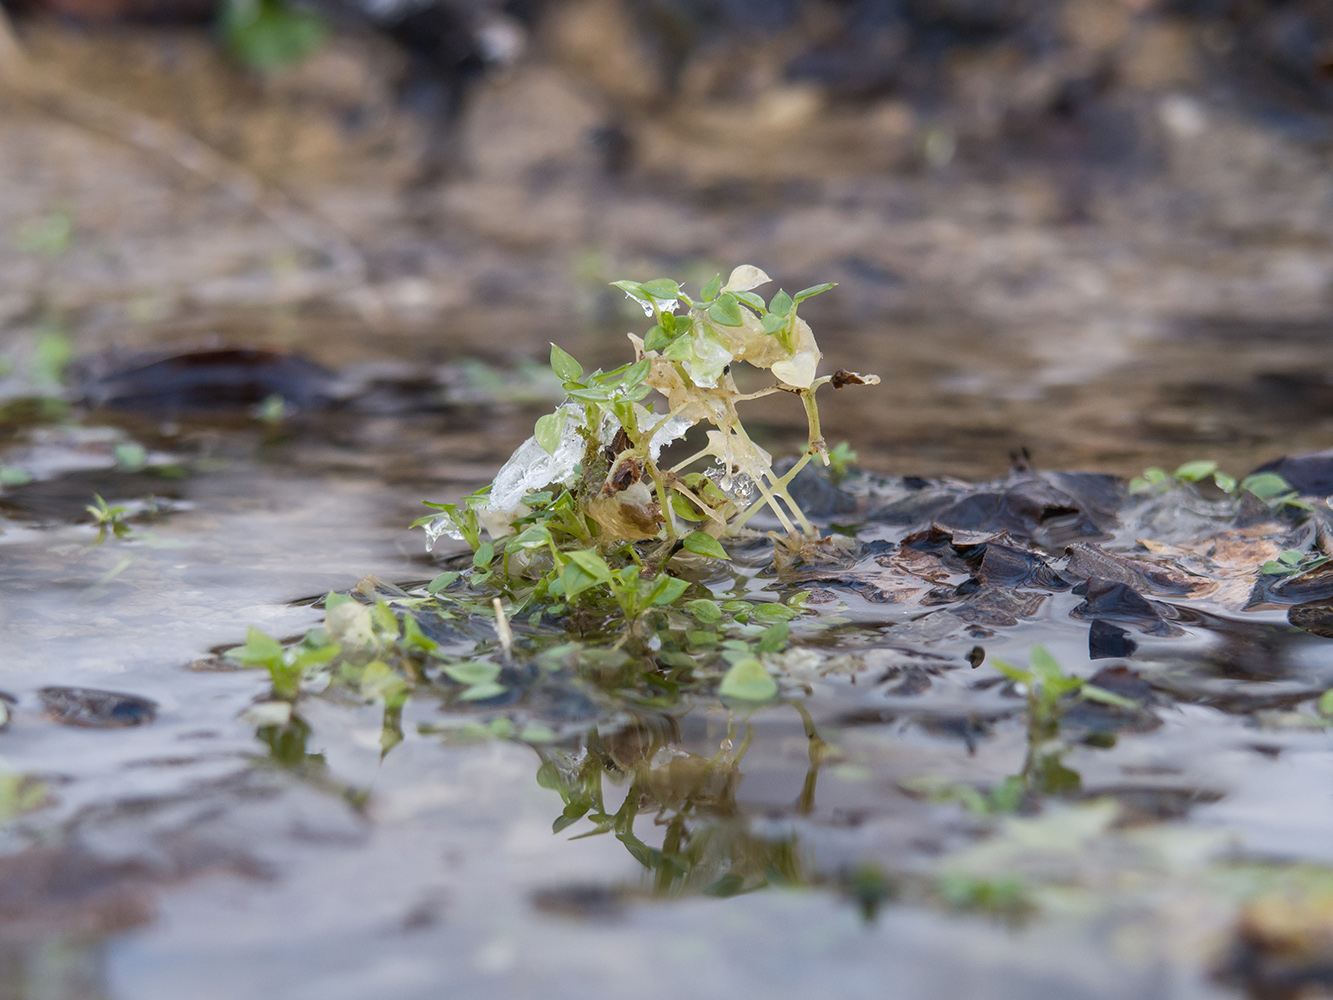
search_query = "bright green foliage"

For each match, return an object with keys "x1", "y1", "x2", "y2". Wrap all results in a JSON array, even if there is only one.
[{"x1": 220, "y1": 0, "x2": 328, "y2": 71}]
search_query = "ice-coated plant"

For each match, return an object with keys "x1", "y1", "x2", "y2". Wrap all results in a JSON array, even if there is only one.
[{"x1": 415, "y1": 266, "x2": 878, "y2": 612}]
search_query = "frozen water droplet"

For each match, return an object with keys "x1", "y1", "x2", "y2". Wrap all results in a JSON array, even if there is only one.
[
  {"x1": 705, "y1": 465, "x2": 755, "y2": 505},
  {"x1": 423, "y1": 513, "x2": 462, "y2": 551}
]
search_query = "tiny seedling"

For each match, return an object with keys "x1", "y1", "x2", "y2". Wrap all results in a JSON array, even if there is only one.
[
  {"x1": 1261, "y1": 548, "x2": 1332, "y2": 578},
  {"x1": 993, "y1": 646, "x2": 1137, "y2": 740},
  {"x1": 1130, "y1": 461, "x2": 1310, "y2": 511},
  {"x1": 86, "y1": 494, "x2": 131, "y2": 542}
]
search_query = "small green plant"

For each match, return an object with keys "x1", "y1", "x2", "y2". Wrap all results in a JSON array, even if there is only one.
[
  {"x1": 1260, "y1": 548, "x2": 1331, "y2": 577},
  {"x1": 86, "y1": 494, "x2": 131, "y2": 543},
  {"x1": 993, "y1": 646, "x2": 1137, "y2": 736},
  {"x1": 415, "y1": 267, "x2": 877, "y2": 629},
  {"x1": 1130, "y1": 461, "x2": 1310, "y2": 511},
  {"x1": 227, "y1": 625, "x2": 341, "y2": 700}
]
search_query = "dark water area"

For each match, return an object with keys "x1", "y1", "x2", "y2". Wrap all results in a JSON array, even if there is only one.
[{"x1": 2, "y1": 0, "x2": 1333, "y2": 996}]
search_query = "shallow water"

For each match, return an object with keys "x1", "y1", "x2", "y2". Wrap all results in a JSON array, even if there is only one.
[{"x1": 5, "y1": 312, "x2": 1333, "y2": 1000}]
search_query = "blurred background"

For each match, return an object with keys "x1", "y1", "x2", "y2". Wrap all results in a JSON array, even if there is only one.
[{"x1": 0, "y1": 0, "x2": 1331, "y2": 476}]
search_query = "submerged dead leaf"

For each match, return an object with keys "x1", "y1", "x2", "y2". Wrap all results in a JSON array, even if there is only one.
[{"x1": 771, "y1": 532, "x2": 862, "y2": 579}]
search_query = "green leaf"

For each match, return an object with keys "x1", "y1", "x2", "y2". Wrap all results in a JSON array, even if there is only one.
[
  {"x1": 682, "y1": 531, "x2": 730, "y2": 560},
  {"x1": 622, "y1": 357, "x2": 651, "y2": 388},
  {"x1": 718, "y1": 657, "x2": 778, "y2": 701},
  {"x1": 1280, "y1": 549, "x2": 1306, "y2": 565},
  {"x1": 1259, "y1": 560, "x2": 1289, "y2": 575},
  {"x1": 0, "y1": 467, "x2": 32, "y2": 486},
  {"x1": 610, "y1": 279, "x2": 645, "y2": 299},
  {"x1": 230, "y1": 627, "x2": 285, "y2": 669},
  {"x1": 459, "y1": 681, "x2": 507, "y2": 701},
  {"x1": 561, "y1": 562, "x2": 603, "y2": 601},
  {"x1": 792, "y1": 282, "x2": 836, "y2": 304},
  {"x1": 649, "y1": 575, "x2": 690, "y2": 606},
  {"x1": 991, "y1": 658, "x2": 1029, "y2": 684},
  {"x1": 427, "y1": 571, "x2": 459, "y2": 595},
  {"x1": 768, "y1": 289, "x2": 794, "y2": 316},
  {"x1": 686, "y1": 599, "x2": 723, "y2": 623},
  {"x1": 733, "y1": 291, "x2": 765, "y2": 311},
  {"x1": 707, "y1": 294, "x2": 743, "y2": 327},
  {"x1": 444, "y1": 661, "x2": 500, "y2": 685},
  {"x1": 1173, "y1": 460, "x2": 1218, "y2": 482},
  {"x1": 1081, "y1": 684, "x2": 1140, "y2": 711},
  {"x1": 760, "y1": 313, "x2": 787, "y2": 335},
  {"x1": 670, "y1": 493, "x2": 703, "y2": 521},
  {"x1": 565, "y1": 384, "x2": 610, "y2": 403},
  {"x1": 534, "y1": 411, "x2": 566, "y2": 455},
  {"x1": 508, "y1": 524, "x2": 552, "y2": 550},
  {"x1": 639, "y1": 278, "x2": 681, "y2": 300},
  {"x1": 114, "y1": 443, "x2": 147, "y2": 470},
  {"x1": 1214, "y1": 472, "x2": 1237, "y2": 493},
  {"x1": 1240, "y1": 472, "x2": 1293, "y2": 501},
  {"x1": 757, "y1": 621, "x2": 790, "y2": 653},
  {"x1": 828, "y1": 441, "x2": 857, "y2": 479},
  {"x1": 473, "y1": 542, "x2": 495, "y2": 569},
  {"x1": 701, "y1": 273, "x2": 722, "y2": 300},
  {"x1": 1319, "y1": 689, "x2": 1333, "y2": 717},
  {"x1": 567, "y1": 549, "x2": 612, "y2": 581},
  {"x1": 643, "y1": 324, "x2": 671, "y2": 352},
  {"x1": 550, "y1": 344, "x2": 583, "y2": 382},
  {"x1": 1028, "y1": 645, "x2": 1063, "y2": 685}
]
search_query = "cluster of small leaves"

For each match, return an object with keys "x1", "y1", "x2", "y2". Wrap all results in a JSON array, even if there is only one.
[
  {"x1": 1131, "y1": 461, "x2": 1309, "y2": 510},
  {"x1": 536, "y1": 347, "x2": 652, "y2": 455},
  {"x1": 226, "y1": 579, "x2": 823, "y2": 724},
  {"x1": 1259, "y1": 548, "x2": 1332, "y2": 578},
  {"x1": 612, "y1": 272, "x2": 834, "y2": 353},
  {"x1": 86, "y1": 494, "x2": 131, "y2": 543},
  {"x1": 993, "y1": 646, "x2": 1137, "y2": 737}
]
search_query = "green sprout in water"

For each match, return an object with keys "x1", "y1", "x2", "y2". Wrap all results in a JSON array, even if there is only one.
[
  {"x1": 415, "y1": 266, "x2": 877, "y2": 630},
  {"x1": 86, "y1": 494, "x2": 132, "y2": 543},
  {"x1": 1130, "y1": 460, "x2": 1310, "y2": 511}
]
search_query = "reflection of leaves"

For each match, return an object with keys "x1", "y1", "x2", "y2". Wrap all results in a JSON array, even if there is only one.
[
  {"x1": 718, "y1": 658, "x2": 777, "y2": 701},
  {"x1": 0, "y1": 775, "x2": 48, "y2": 823}
]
